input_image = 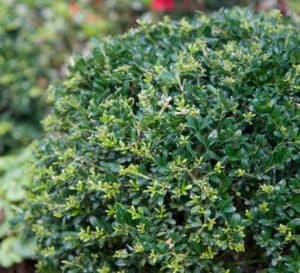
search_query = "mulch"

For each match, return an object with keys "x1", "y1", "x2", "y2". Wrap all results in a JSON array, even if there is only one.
[{"x1": 0, "y1": 261, "x2": 35, "y2": 273}]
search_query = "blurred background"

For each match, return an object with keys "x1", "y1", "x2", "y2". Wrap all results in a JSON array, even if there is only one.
[{"x1": 0, "y1": 1, "x2": 299, "y2": 272}]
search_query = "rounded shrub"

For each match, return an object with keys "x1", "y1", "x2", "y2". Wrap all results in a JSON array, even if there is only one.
[{"x1": 30, "y1": 9, "x2": 300, "y2": 273}]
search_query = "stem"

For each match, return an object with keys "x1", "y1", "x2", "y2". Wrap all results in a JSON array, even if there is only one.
[
  {"x1": 230, "y1": 258, "x2": 266, "y2": 266},
  {"x1": 278, "y1": 0, "x2": 289, "y2": 15}
]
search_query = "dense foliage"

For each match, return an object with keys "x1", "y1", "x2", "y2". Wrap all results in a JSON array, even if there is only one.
[
  {"x1": 30, "y1": 8, "x2": 300, "y2": 273},
  {"x1": 0, "y1": 0, "x2": 145, "y2": 267}
]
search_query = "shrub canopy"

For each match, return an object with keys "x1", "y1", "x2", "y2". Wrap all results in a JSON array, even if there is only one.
[{"x1": 30, "y1": 9, "x2": 300, "y2": 273}]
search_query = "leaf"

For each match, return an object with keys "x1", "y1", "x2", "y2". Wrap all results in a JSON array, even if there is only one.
[
  {"x1": 115, "y1": 203, "x2": 132, "y2": 225},
  {"x1": 229, "y1": 213, "x2": 241, "y2": 227}
]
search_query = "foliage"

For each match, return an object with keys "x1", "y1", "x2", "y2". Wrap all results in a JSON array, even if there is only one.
[
  {"x1": 0, "y1": 0, "x2": 145, "y2": 155},
  {"x1": 0, "y1": 148, "x2": 35, "y2": 267},
  {"x1": 0, "y1": 3, "x2": 49, "y2": 264},
  {"x1": 0, "y1": 0, "x2": 145, "y2": 267},
  {"x1": 29, "y1": 8, "x2": 300, "y2": 273},
  {"x1": 0, "y1": 2, "x2": 47, "y2": 155}
]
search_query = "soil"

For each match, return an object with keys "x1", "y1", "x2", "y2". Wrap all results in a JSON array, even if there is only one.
[{"x1": 0, "y1": 261, "x2": 35, "y2": 273}]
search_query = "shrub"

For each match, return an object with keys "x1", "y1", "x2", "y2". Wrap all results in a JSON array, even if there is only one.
[
  {"x1": 0, "y1": 0, "x2": 152, "y2": 268},
  {"x1": 29, "y1": 8, "x2": 300, "y2": 273},
  {"x1": 0, "y1": 0, "x2": 139, "y2": 155},
  {"x1": 0, "y1": 0, "x2": 138, "y2": 267}
]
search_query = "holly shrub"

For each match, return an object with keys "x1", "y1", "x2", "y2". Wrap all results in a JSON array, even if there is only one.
[{"x1": 30, "y1": 8, "x2": 300, "y2": 273}]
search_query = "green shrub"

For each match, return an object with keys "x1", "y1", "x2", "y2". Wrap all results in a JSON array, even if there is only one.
[
  {"x1": 0, "y1": 0, "x2": 121, "y2": 267},
  {"x1": 0, "y1": 0, "x2": 137, "y2": 155},
  {"x1": 30, "y1": 8, "x2": 299, "y2": 273},
  {"x1": 0, "y1": 0, "x2": 152, "y2": 268}
]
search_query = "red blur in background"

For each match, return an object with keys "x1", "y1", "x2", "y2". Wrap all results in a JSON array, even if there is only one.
[{"x1": 151, "y1": 0, "x2": 175, "y2": 11}]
